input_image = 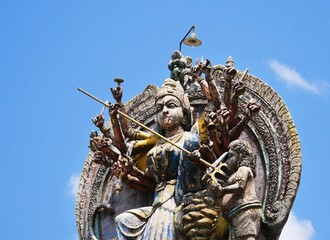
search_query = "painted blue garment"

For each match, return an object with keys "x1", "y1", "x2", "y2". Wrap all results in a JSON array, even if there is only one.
[{"x1": 115, "y1": 131, "x2": 204, "y2": 240}]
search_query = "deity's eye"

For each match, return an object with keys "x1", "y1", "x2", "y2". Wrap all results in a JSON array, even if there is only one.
[
  {"x1": 156, "y1": 104, "x2": 163, "y2": 112},
  {"x1": 168, "y1": 103, "x2": 176, "y2": 108},
  {"x1": 167, "y1": 102, "x2": 179, "y2": 109}
]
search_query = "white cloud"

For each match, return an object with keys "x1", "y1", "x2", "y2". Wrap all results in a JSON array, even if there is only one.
[
  {"x1": 280, "y1": 211, "x2": 315, "y2": 240},
  {"x1": 67, "y1": 173, "x2": 80, "y2": 198},
  {"x1": 269, "y1": 60, "x2": 320, "y2": 94}
]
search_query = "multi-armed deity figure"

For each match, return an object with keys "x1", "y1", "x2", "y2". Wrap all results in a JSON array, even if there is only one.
[
  {"x1": 114, "y1": 79, "x2": 205, "y2": 239},
  {"x1": 76, "y1": 50, "x2": 302, "y2": 240}
]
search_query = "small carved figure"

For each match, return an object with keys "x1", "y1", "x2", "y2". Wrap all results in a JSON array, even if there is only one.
[{"x1": 207, "y1": 140, "x2": 261, "y2": 240}]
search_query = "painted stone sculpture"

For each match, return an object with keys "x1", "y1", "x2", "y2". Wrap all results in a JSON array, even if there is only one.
[{"x1": 76, "y1": 51, "x2": 302, "y2": 240}]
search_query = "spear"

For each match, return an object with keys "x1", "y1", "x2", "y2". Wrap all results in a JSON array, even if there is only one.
[{"x1": 77, "y1": 87, "x2": 213, "y2": 169}]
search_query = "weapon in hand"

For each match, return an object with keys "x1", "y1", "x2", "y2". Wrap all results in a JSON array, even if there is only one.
[
  {"x1": 239, "y1": 68, "x2": 249, "y2": 82},
  {"x1": 77, "y1": 87, "x2": 213, "y2": 169}
]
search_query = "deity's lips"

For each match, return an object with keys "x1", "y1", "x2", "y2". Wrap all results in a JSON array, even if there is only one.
[{"x1": 163, "y1": 116, "x2": 172, "y2": 124}]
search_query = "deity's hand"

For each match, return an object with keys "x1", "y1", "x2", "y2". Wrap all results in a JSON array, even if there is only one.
[
  {"x1": 109, "y1": 103, "x2": 120, "y2": 119},
  {"x1": 192, "y1": 64, "x2": 203, "y2": 77},
  {"x1": 92, "y1": 114, "x2": 104, "y2": 128},
  {"x1": 204, "y1": 171, "x2": 223, "y2": 198},
  {"x1": 200, "y1": 59, "x2": 213, "y2": 77},
  {"x1": 208, "y1": 111, "x2": 217, "y2": 123},
  {"x1": 233, "y1": 81, "x2": 246, "y2": 97},
  {"x1": 112, "y1": 161, "x2": 121, "y2": 177},
  {"x1": 224, "y1": 66, "x2": 237, "y2": 81},
  {"x1": 246, "y1": 99, "x2": 260, "y2": 118},
  {"x1": 215, "y1": 106, "x2": 230, "y2": 125},
  {"x1": 89, "y1": 134, "x2": 101, "y2": 153},
  {"x1": 121, "y1": 156, "x2": 134, "y2": 177},
  {"x1": 189, "y1": 149, "x2": 201, "y2": 164},
  {"x1": 99, "y1": 137, "x2": 113, "y2": 152},
  {"x1": 206, "y1": 111, "x2": 218, "y2": 132},
  {"x1": 199, "y1": 144, "x2": 217, "y2": 163},
  {"x1": 210, "y1": 180, "x2": 223, "y2": 198},
  {"x1": 110, "y1": 85, "x2": 123, "y2": 103},
  {"x1": 113, "y1": 155, "x2": 134, "y2": 179}
]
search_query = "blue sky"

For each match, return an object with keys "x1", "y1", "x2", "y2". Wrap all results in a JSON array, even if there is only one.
[{"x1": 1, "y1": 1, "x2": 329, "y2": 239}]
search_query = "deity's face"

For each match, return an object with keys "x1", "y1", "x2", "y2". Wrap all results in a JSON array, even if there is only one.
[{"x1": 156, "y1": 95, "x2": 184, "y2": 131}]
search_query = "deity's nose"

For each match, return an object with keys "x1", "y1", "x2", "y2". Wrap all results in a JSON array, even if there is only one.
[{"x1": 162, "y1": 106, "x2": 169, "y2": 115}]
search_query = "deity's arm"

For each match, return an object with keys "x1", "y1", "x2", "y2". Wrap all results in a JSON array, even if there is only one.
[
  {"x1": 209, "y1": 128, "x2": 224, "y2": 158},
  {"x1": 229, "y1": 116, "x2": 249, "y2": 141},
  {"x1": 89, "y1": 126, "x2": 155, "y2": 192},
  {"x1": 110, "y1": 83, "x2": 152, "y2": 142},
  {"x1": 109, "y1": 104, "x2": 127, "y2": 153},
  {"x1": 191, "y1": 59, "x2": 212, "y2": 101},
  {"x1": 223, "y1": 70, "x2": 233, "y2": 110},
  {"x1": 89, "y1": 131, "x2": 124, "y2": 173},
  {"x1": 195, "y1": 76, "x2": 212, "y2": 101},
  {"x1": 228, "y1": 81, "x2": 246, "y2": 128},
  {"x1": 202, "y1": 60, "x2": 222, "y2": 109},
  {"x1": 213, "y1": 107, "x2": 231, "y2": 152},
  {"x1": 194, "y1": 114, "x2": 218, "y2": 162},
  {"x1": 131, "y1": 137, "x2": 159, "y2": 155},
  {"x1": 107, "y1": 84, "x2": 157, "y2": 190},
  {"x1": 124, "y1": 173, "x2": 153, "y2": 191},
  {"x1": 219, "y1": 124, "x2": 230, "y2": 152},
  {"x1": 120, "y1": 137, "x2": 158, "y2": 190},
  {"x1": 196, "y1": 110, "x2": 227, "y2": 158},
  {"x1": 222, "y1": 57, "x2": 237, "y2": 109},
  {"x1": 117, "y1": 104, "x2": 152, "y2": 140},
  {"x1": 206, "y1": 77, "x2": 222, "y2": 109},
  {"x1": 110, "y1": 152, "x2": 154, "y2": 191},
  {"x1": 92, "y1": 114, "x2": 113, "y2": 139},
  {"x1": 229, "y1": 99, "x2": 260, "y2": 141}
]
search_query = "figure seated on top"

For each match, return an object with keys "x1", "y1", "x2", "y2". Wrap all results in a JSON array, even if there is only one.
[{"x1": 168, "y1": 50, "x2": 193, "y2": 89}]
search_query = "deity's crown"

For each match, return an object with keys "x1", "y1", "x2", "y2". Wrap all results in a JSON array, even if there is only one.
[{"x1": 155, "y1": 78, "x2": 190, "y2": 110}]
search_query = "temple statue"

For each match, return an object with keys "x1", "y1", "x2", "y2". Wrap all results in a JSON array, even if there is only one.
[{"x1": 76, "y1": 50, "x2": 302, "y2": 240}]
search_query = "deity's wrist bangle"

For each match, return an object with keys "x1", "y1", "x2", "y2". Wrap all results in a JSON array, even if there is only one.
[
  {"x1": 101, "y1": 126, "x2": 108, "y2": 133},
  {"x1": 133, "y1": 131, "x2": 138, "y2": 140}
]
